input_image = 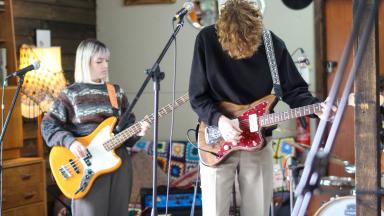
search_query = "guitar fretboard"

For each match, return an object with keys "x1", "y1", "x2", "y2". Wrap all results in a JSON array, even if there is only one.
[
  {"x1": 259, "y1": 103, "x2": 321, "y2": 127},
  {"x1": 103, "y1": 93, "x2": 189, "y2": 151}
]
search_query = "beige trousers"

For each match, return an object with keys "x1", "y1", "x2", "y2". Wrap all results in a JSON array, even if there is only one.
[{"x1": 200, "y1": 144, "x2": 274, "y2": 216}]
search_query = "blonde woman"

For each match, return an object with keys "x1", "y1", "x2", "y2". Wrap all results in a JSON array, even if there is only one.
[{"x1": 42, "y1": 39, "x2": 149, "y2": 216}]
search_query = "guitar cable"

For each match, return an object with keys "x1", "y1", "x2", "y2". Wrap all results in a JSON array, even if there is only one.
[
  {"x1": 0, "y1": 81, "x2": 6, "y2": 214},
  {"x1": 185, "y1": 127, "x2": 200, "y2": 216},
  {"x1": 186, "y1": 128, "x2": 219, "y2": 157},
  {"x1": 164, "y1": 20, "x2": 179, "y2": 216}
]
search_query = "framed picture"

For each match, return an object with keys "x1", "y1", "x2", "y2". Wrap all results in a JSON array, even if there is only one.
[
  {"x1": 125, "y1": 0, "x2": 175, "y2": 5},
  {"x1": 36, "y1": 29, "x2": 51, "y2": 48}
]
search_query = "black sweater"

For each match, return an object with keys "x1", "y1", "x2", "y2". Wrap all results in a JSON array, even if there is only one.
[{"x1": 189, "y1": 25, "x2": 319, "y2": 127}]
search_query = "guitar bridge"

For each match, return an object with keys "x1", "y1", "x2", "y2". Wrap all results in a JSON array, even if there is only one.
[{"x1": 59, "y1": 166, "x2": 71, "y2": 179}]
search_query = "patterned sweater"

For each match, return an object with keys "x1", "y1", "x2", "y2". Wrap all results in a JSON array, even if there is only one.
[{"x1": 41, "y1": 82, "x2": 139, "y2": 149}]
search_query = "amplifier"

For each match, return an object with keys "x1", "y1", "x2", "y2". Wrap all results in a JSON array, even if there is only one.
[{"x1": 140, "y1": 186, "x2": 202, "y2": 216}]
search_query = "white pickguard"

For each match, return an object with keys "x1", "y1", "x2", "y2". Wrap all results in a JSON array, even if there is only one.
[
  {"x1": 249, "y1": 113, "x2": 259, "y2": 132},
  {"x1": 80, "y1": 125, "x2": 120, "y2": 173}
]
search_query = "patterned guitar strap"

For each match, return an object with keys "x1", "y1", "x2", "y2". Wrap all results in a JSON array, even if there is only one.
[{"x1": 263, "y1": 29, "x2": 283, "y2": 100}]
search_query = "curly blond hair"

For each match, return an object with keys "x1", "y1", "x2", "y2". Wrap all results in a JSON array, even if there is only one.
[{"x1": 216, "y1": 0, "x2": 264, "y2": 59}]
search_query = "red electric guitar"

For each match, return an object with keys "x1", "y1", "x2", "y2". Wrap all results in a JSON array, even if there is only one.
[{"x1": 197, "y1": 94, "x2": 322, "y2": 167}]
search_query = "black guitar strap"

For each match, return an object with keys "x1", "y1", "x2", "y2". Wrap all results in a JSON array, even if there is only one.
[{"x1": 263, "y1": 29, "x2": 283, "y2": 101}]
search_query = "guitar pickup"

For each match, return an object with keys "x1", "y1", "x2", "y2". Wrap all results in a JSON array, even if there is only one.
[
  {"x1": 59, "y1": 166, "x2": 71, "y2": 179},
  {"x1": 69, "y1": 159, "x2": 80, "y2": 174},
  {"x1": 249, "y1": 114, "x2": 259, "y2": 132}
]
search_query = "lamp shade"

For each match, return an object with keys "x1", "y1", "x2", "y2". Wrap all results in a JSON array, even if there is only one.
[{"x1": 19, "y1": 45, "x2": 67, "y2": 118}]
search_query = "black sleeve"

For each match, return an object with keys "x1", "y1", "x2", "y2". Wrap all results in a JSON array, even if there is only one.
[
  {"x1": 276, "y1": 42, "x2": 320, "y2": 108},
  {"x1": 41, "y1": 92, "x2": 76, "y2": 148},
  {"x1": 188, "y1": 33, "x2": 222, "y2": 126}
]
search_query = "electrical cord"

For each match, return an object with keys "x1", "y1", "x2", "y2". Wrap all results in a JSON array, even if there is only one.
[
  {"x1": 164, "y1": 19, "x2": 179, "y2": 216},
  {"x1": 185, "y1": 126, "x2": 200, "y2": 216},
  {"x1": 0, "y1": 81, "x2": 6, "y2": 214}
]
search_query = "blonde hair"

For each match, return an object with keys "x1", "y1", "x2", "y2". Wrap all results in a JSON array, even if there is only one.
[
  {"x1": 74, "y1": 39, "x2": 110, "y2": 83},
  {"x1": 216, "y1": 0, "x2": 264, "y2": 60}
]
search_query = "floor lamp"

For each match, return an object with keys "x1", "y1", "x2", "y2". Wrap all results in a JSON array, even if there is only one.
[{"x1": 18, "y1": 45, "x2": 67, "y2": 156}]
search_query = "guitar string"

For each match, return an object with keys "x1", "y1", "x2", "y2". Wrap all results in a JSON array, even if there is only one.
[
  {"x1": 58, "y1": 95, "x2": 190, "y2": 176},
  {"x1": 58, "y1": 118, "x2": 151, "y2": 172},
  {"x1": 58, "y1": 120, "x2": 144, "y2": 173},
  {"x1": 236, "y1": 103, "x2": 321, "y2": 125},
  {"x1": 57, "y1": 119, "x2": 143, "y2": 173},
  {"x1": 59, "y1": 98, "x2": 318, "y2": 176},
  {"x1": 60, "y1": 101, "x2": 320, "y2": 173}
]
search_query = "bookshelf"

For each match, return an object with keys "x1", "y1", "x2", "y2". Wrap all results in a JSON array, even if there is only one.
[
  {"x1": 0, "y1": 0, "x2": 23, "y2": 158},
  {"x1": 0, "y1": 0, "x2": 17, "y2": 84},
  {"x1": 0, "y1": 3, "x2": 45, "y2": 215}
]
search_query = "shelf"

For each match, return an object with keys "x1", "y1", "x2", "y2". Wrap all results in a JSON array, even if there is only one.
[
  {"x1": 0, "y1": 0, "x2": 20, "y2": 153},
  {"x1": 0, "y1": 0, "x2": 17, "y2": 80}
]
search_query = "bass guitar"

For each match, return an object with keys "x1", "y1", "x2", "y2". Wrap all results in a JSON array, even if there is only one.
[
  {"x1": 49, "y1": 93, "x2": 189, "y2": 199},
  {"x1": 198, "y1": 94, "x2": 322, "y2": 167}
]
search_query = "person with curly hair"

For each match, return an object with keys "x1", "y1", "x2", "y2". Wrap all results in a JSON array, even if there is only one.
[{"x1": 188, "y1": 0, "x2": 323, "y2": 215}]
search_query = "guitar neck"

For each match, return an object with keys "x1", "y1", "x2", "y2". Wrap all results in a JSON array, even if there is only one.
[
  {"x1": 103, "y1": 93, "x2": 189, "y2": 151},
  {"x1": 259, "y1": 103, "x2": 321, "y2": 127}
]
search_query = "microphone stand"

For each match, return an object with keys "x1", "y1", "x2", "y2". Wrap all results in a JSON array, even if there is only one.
[
  {"x1": 291, "y1": 1, "x2": 378, "y2": 215},
  {"x1": 120, "y1": 18, "x2": 185, "y2": 216}
]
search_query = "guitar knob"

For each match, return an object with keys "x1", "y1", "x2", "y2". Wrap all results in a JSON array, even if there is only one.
[{"x1": 223, "y1": 145, "x2": 230, "y2": 151}]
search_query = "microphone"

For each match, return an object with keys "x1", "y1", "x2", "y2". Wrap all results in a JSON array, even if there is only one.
[
  {"x1": 173, "y1": 2, "x2": 194, "y2": 21},
  {"x1": 293, "y1": 48, "x2": 310, "y2": 65},
  {"x1": 6, "y1": 61, "x2": 40, "y2": 80},
  {"x1": 294, "y1": 56, "x2": 310, "y2": 65},
  {"x1": 293, "y1": 48, "x2": 311, "y2": 84}
]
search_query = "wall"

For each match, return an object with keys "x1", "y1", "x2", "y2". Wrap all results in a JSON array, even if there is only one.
[
  {"x1": 13, "y1": 0, "x2": 96, "y2": 82},
  {"x1": 263, "y1": 1, "x2": 316, "y2": 139},
  {"x1": 97, "y1": 0, "x2": 315, "y2": 140}
]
